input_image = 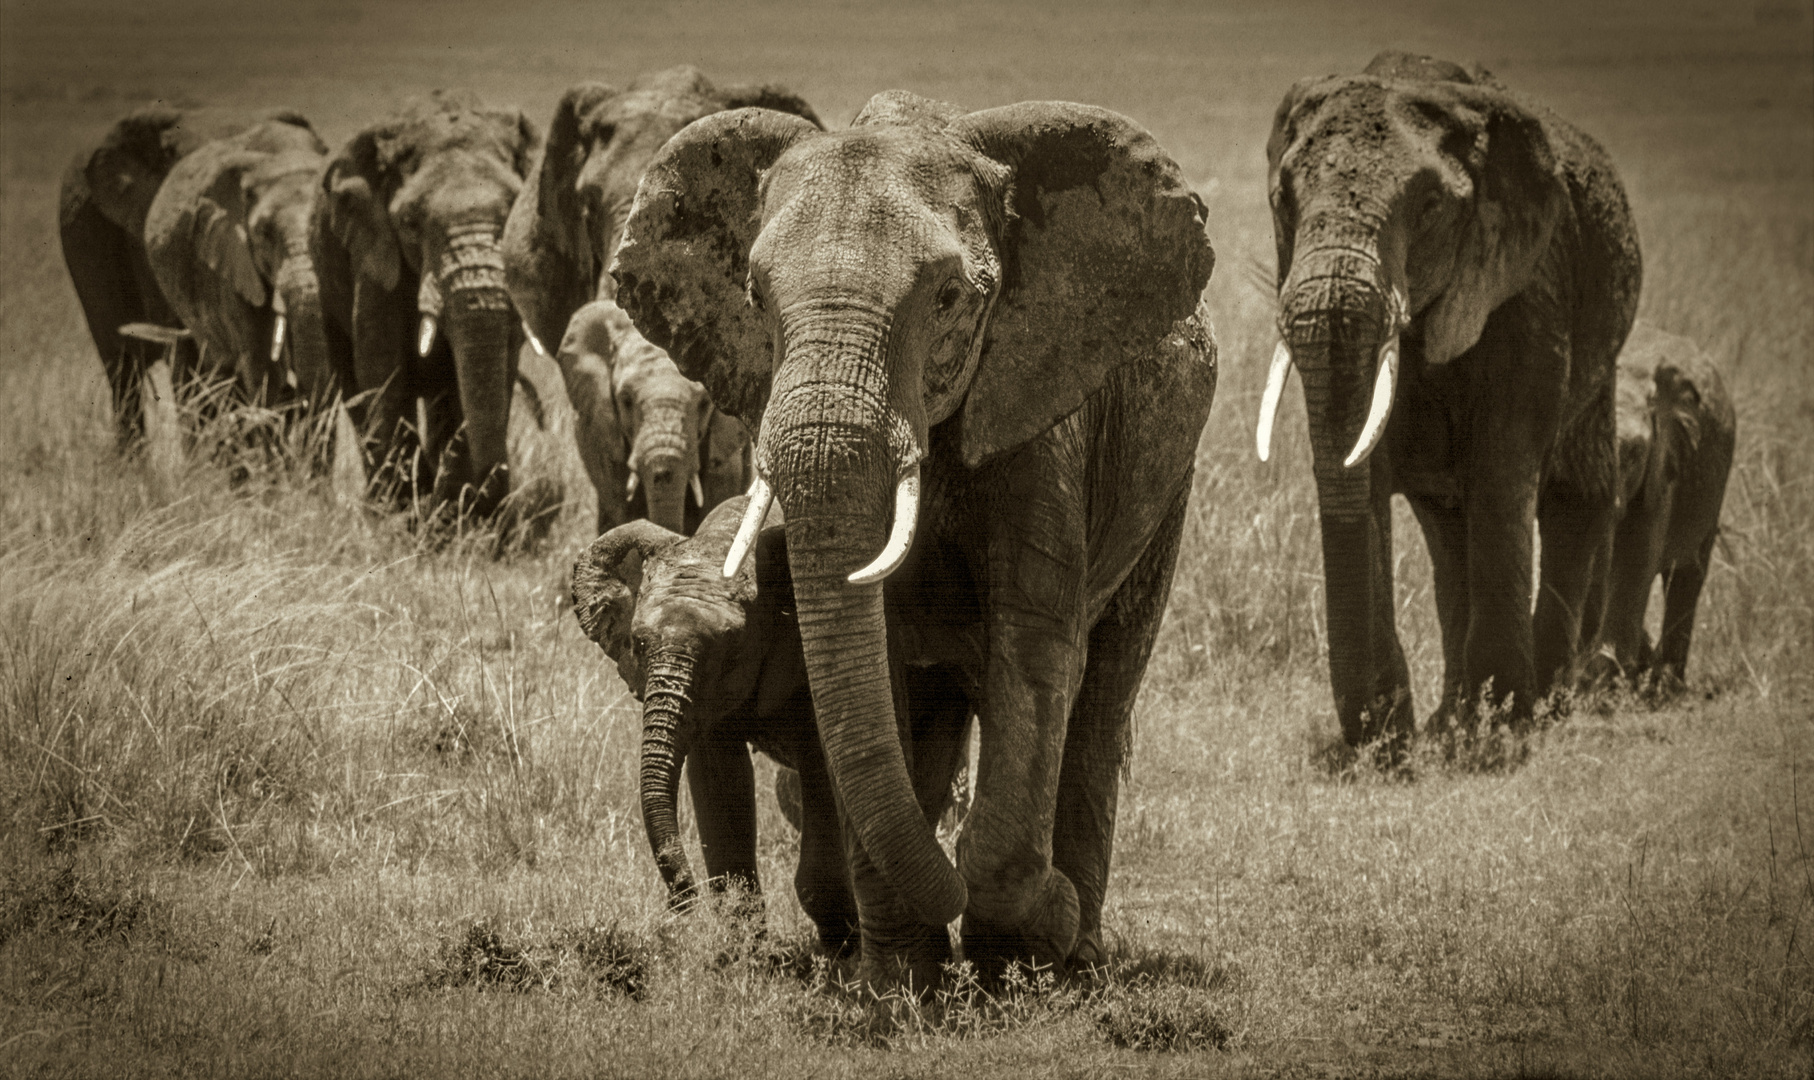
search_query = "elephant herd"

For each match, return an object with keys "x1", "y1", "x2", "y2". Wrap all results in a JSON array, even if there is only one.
[{"x1": 59, "y1": 52, "x2": 1735, "y2": 989}]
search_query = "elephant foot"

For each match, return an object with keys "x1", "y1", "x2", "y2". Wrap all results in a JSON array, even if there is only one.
[
  {"x1": 813, "y1": 915, "x2": 861, "y2": 957},
  {"x1": 856, "y1": 922, "x2": 951, "y2": 996},
  {"x1": 961, "y1": 872, "x2": 1079, "y2": 988}
]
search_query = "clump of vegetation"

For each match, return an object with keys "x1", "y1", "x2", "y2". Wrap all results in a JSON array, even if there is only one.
[
  {"x1": 0, "y1": 861, "x2": 170, "y2": 949},
  {"x1": 1094, "y1": 983, "x2": 1232, "y2": 1051},
  {"x1": 410, "y1": 917, "x2": 651, "y2": 999}
]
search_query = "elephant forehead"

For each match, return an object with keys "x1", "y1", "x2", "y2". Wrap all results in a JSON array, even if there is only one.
[
  {"x1": 766, "y1": 128, "x2": 985, "y2": 211},
  {"x1": 1287, "y1": 79, "x2": 1482, "y2": 174},
  {"x1": 638, "y1": 562, "x2": 755, "y2": 624},
  {"x1": 395, "y1": 154, "x2": 520, "y2": 218}
]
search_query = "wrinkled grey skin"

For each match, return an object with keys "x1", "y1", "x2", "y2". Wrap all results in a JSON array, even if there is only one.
[
  {"x1": 59, "y1": 106, "x2": 315, "y2": 447},
  {"x1": 310, "y1": 90, "x2": 539, "y2": 522},
  {"x1": 613, "y1": 91, "x2": 1216, "y2": 987},
  {"x1": 555, "y1": 301, "x2": 750, "y2": 535},
  {"x1": 144, "y1": 119, "x2": 335, "y2": 413},
  {"x1": 503, "y1": 67, "x2": 816, "y2": 534},
  {"x1": 1580, "y1": 323, "x2": 1735, "y2": 692},
  {"x1": 571, "y1": 497, "x2": 970, "y2": 953},
  {"x1": 1266, "y1": 51, "x2": 1641, "y2": 749}
]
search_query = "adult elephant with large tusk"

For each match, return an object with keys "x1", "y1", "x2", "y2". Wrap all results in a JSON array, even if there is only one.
[
  {"x1": 502, "y1": 67, "x2": 819, "y2": 537},
  {"x1": 613, "y1": 91, "x2": 1217, "y2": 987},
  {"x1": 310, "y1": 90, "x2": 543, "y2": 525},
  {"x1": 1260, "y1": 51, "x2": 1641, "y2": 751}
]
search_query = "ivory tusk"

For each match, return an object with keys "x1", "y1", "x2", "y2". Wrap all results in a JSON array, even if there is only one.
[
  {"x1": 689, "y1": 475, "x2": 705, "y2": 507},
  {"x1": 270, "y1": 314, "x2": 287, "y2": 364},
  {"x1": 522, "y1": 321, "x2": 547, "y2": 358},
  {"x1": 1256, "y1": 339, "x2": 1293, "y2": 462},
  {"x1": 848, "y1": 467, "x2": 920, "y2": 585},
  {"x1": 722, "y1": 475, "x2": 773, "y2": 578},
  {"x1": 417, "y1": 315, "x2": 438, "y2": 358},
  {"x1": 626, "y1": 471, "x2": 639, "y2": 500},
  {"x1": 1343, "y1": 336, "x2": 1399, "y2": 469}
]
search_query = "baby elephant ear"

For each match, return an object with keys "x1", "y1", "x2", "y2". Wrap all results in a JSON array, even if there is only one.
[
  {"x1": 572, "y1": 519, "x2": 682, "y2": 663},
  {"x1": 955, "y1": 103, "x2": 1214, "y2": 466},
  {"x1": 610, "y1": 108, "x2": 819, "y2": 422}
]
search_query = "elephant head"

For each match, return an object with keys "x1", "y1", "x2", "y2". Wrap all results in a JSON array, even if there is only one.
[
  {"x1": 59, "y1": 106, "x2": 312, "y2": 445},
  {"x1": 144, "y1": 119, "x2": 334, "y2": 407},
  {"x1": 1259, "y1": 51, "x2": 1568, "y2": 742},
  {"x1": 502, "y1": 66, "x2": 820, "y2": 358},
  {"x1": 314, "y1": 90, "x2": 539, "y2": 518},
  {"x1": 557, "y1": 300, "x2": 746, "y2": 535},
  {"x1": 611, "y1": 92, "x2": 1211, "y2": 926},
  {"x1": 572, "y1": 496, "x2": 797, "y2": 901}
]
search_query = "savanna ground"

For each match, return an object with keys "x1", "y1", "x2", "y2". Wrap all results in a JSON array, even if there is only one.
[{"x1": 2, "y1": 1, "x2": 1811, "y2": 1076}]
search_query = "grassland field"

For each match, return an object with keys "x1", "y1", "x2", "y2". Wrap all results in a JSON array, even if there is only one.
[{"x1": 1, "y1": 1, "x2": 1811, "y2": 1076}]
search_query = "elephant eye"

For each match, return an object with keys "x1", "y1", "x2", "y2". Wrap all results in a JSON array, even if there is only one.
[{"x1": 936, "y1": 280, "x2": 965, "y2": 314}]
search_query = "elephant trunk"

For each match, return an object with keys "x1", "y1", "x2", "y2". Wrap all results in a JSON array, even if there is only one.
[
  {"x1": 1284, "y1": 258, "x2": 1408, "y2": 745},
  {"x1": 638, "y1": 650, "x2": 700, "y2": 905},
  {"x1": 438, "y1": 227, "x2": 514, "y2": 518},
  {"x1": 758, "y1": 302, "x2": 964, "y2": 928},
  {"x1": 631, "y1": 394, "x2": 699, "y2": 535},
  {"x1": 274, "y1": 253, "x2": 334, "y2": 407}
]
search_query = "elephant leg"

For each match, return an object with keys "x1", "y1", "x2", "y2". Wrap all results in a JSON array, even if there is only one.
[
  {"x1": 686, "y1": 732, "x2": 761, "y2": 906},
  {"x1": 959, "y1": 482, "x2": 1090, "y2": 981},
  {"x1": 59, "y1": 209, "x2": 150, "y2": 448},
  {"x1": 1052, "y1": 481, "x2": 1188, "y2": 973},
  {"x1": 1655, "y1": 530, "x2": 1716, "y2": 687},
  {"x1": 903, "y1": 663, "x2": 969, "y2": 825},
  {"x1": 424, "y1": 388, "x2": 471, "y2": 519},
  {"x1": 1534, "y1": 482, "x2": 1616, "y2": 701},
  {"x1": 793, "y1": 751, "x2": 859, "y2": 954},
  {"x1": 1598, "y1": 497, "x2": 1664, "y2": 679},
  {"x1": 1460, "y1": 475, "x2": 1540, "y2": 728},
  {"x1": 842, "y1": 805, "x2": 950, "y2": 988},
  {"x1": 1409, "y1": 495, "x2": 1472, "y2": 730}
]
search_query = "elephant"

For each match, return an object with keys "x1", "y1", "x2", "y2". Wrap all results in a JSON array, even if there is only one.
[
  {"x1": 570, "y1": 496, "x2": 972, "y2": 953},
  {"x1": 143, "y1": 117, "x2": 334, "y2": 417},
  {"x1": 1257, "y1": 51, "x2": 1642, "y2": 749},
  {"x1": 59, "y1": 105, "x2": 316, "y2": 448},
  {"x1": 1581, "y1": 323, "x2": 1735, "y2": 691},
  {"x1": 611, "y1": 90, "x2": 1216, "y2": 986},
  {"x1": 310, "y1": 89, "x2": 541, "y2": 523},
  {"x1": 553, "y1": 300, "x2": 751, "y2": 535},
  {"x1": 502, "y1": 66, "x2": 818, "y2": 535}
]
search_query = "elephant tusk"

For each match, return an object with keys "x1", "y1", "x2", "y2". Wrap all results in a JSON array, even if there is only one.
[
  {"x1": 522, "y1": 321, "x2": 548, "y2": 358},
  {"x1": 848, "y1": 466, "x2": 920, "y2": 585},
  {"x1": 417, "y1": 314, "x2": 438, "y2": 358},
  {"x1": 1343, "y1": 336, "x2": 1399, "y2": 469},
  {"x1": 722, "y1": 475, "x2": 773, "y2": 579},
  {"x1": 626, "y1": 471, "x2": 639, "y2": 501},
  {"x1": 689, "y1": 475, "x2": 705, "y2": 507},
  {"x1": 270, "y1": 314, "x2": 287, "y2": 364},
  {"x1": 1256, "y1": 339, "x2": 1293, "y2": 462}
]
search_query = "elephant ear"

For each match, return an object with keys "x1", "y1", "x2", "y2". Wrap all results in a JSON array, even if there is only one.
[
  {"x1": 1420, "y1": 91, "x2": 1566, "y2": 365},
  {"x1": 504, "y1": 82, "x2": 616, "y2": 356},
  {"x1": 955, "y1": 102, "x2": 1214, "y2": 466},
  {"x1": 572, "y1": 519, "x2": 682, "y2": 667},
  {"x1": 610, "y1": 108, "x2": 821, "y2": 421},
  {"x1": 715, "y1": 84, "x2": 823, "y2": 129},
  {"x1": 323, "y1": 131, "x2": 400, "y2": 291},
  {"x1": 190, "y1": 152, "x2": 269, "y2": 309}
]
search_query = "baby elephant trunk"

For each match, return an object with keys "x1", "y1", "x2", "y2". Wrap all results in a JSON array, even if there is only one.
[
  {"x1": 632, "y1": 395, "x2": 701, "y2": 535},
  {"x1": 639, "y1": 650, "x2": 700, "y2": 905}
]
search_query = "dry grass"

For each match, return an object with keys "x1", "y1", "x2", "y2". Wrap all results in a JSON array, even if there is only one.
[{"x1": 2, "y1": 1, "x2": 1812, "y2": 1076}]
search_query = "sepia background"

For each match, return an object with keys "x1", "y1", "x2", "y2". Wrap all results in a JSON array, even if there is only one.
[{"x1": 2, "y1": 0, "x2": 1811, "y2": 1075}]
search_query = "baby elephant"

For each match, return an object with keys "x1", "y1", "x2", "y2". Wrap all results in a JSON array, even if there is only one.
[
  {"x1": 1587, "y1": 323, "x2": 1737, "y2": 691},
  {"x1": 555, "y1": 301, "x2": 750, "y2": 536},
  {"x1": 571, "y1": 497, "x2": 969, "y2": 950}
]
